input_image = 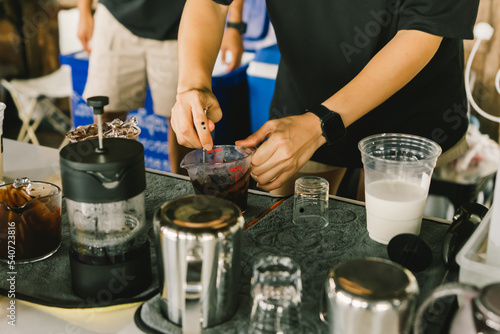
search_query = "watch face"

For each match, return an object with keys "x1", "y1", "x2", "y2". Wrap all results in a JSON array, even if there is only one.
[
  {"x1": 307, "y1": 105, "x2": 346, "y2": 145},
  {"x1": 322, "y1": 112, "x2": 346, "y2": 145}
]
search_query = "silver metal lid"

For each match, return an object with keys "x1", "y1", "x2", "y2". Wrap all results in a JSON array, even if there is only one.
[
  {"x1": 329, "y1": 257, "x2": 419, "y2": 300},
  {"x1": 474, "y1": 283, "x2": 500, "y2": 331},
  {"x1": 157, "y1": 195, "x2": 243, "y2": 233}
]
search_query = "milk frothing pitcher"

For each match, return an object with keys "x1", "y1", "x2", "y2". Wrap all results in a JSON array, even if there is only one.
[{"x1": 154, "y1": 195, "x2": 244, "y2": 333}]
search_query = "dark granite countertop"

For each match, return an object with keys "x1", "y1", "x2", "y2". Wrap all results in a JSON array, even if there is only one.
[{"x1": 0, "y1": 171, "x2": 453, "y2": 333}]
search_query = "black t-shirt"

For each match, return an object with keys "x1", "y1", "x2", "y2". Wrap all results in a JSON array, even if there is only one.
[
  {"x1": 100, "y1": 0, "x2": 186, "y2": 40},
  {"x1": 214, "y1": 0, "x2": 479, "y2": 167}
]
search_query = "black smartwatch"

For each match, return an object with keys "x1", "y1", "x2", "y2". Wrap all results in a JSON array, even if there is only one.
[
  {"x1": 306, "y1": 104, "x2": 346, "y2": 145},
  {"x1": 226, "y1": 21, "x2": 247, "y2": 35}
]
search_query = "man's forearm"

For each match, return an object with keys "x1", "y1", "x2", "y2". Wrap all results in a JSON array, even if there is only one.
[
  {"x1": 227, "y1": 0, "x2": 244, "y2": 23},
  {"x1": 177, "y1": 0, "x2": 229, "y2": 93},
  {"x1": 77, "y1": 0, "x2": 92, "y2": 15},
  {"x1": 323, "y1": 30, "x2": 443, "y2": 127}
]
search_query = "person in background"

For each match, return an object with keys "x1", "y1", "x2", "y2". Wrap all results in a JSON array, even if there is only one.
[
  {"x1": 77, "y1": 0, "x2": 245, "y2": 174},
  {"x1": 170, "y1": 0, "x2": 479, "y2": 196}
]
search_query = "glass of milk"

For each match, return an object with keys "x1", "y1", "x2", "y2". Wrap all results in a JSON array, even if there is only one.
[{"x1": 358, "y1": 133, "x2": 442, "y2": 244}]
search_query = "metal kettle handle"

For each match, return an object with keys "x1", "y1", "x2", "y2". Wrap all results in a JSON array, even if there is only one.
[
  {"x1": 183, "y1": 252, "x2": 203, "y2": 334},
  {"x1": 413, "y1": 282, "x2": 479, "y2": 334}
]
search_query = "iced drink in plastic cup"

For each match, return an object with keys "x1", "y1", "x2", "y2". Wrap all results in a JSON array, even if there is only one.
[{"x1": 358, "y1": 134, "x2": 441, "y2": 244}]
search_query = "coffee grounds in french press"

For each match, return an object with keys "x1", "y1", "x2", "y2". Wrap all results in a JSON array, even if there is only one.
[{"x1": 86, "y1": 96, "x2": 109, "y2": 151}]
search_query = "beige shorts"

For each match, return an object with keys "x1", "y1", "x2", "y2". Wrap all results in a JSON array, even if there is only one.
[{"x1": 83, "y1": 4, "x2": 178, "y2": 117}]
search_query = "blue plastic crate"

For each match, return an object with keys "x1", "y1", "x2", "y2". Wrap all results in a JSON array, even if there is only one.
[
  {"x1": 246, "y1": 44, "x2": 280, "y2": 133},
  {"x1": 128, "y1": 99, "x2": 170, "y2": 173},
  {"x1": 60, "y1": 52, "x2": 171, "y2": 172},
  {"x1": 60, "y1": 52, "x2": 94, "y2": 127}
]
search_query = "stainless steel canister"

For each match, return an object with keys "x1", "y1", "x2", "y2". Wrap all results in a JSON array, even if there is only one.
[
  {"x1": 154, "y1": 195, "x2": 244, "y2": 334},
  {"x1": 322, "y1": 257, "x2": 419, "y2": 334}
]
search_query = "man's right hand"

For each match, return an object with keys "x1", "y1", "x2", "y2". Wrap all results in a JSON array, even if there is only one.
[
  {"x1": 77, "y1": 7, "x2": 94, "y2": 53},
  {"x1": 170, "y1": 89, "x2": 223, "y2": 151}
]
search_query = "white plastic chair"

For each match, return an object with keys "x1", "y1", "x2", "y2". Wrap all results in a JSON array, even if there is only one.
[{"x1": 0, "y1": 65, "x2": 73, "y2": 145}]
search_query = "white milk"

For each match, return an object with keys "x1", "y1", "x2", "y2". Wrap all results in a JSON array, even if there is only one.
[{"x1": 365, "y1": 180, "x2": 428, "y2": 244}]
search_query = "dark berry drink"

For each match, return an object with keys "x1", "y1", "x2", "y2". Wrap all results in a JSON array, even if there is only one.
[{"x1": 191, "y1": 169, "x2": 251, "y2": 211}]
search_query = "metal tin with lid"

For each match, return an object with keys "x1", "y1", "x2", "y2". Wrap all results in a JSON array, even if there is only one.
[
  {"x1": 154, "y1": 195, "x2": 244, "y2": 333},
  {"x1": 474, "y1": 283, "x2": 500, "y2": 333},
  {"x1": 322, "y1": 257, "x2": 419, "y2": 334}
]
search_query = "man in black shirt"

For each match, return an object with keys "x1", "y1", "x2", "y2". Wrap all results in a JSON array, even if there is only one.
[
  {"x1": 77, "y1": 0, "x2": 245, "y2": 174},
  {"x1": 171, "y1": 0, "x2": 479, "y2": 194}
]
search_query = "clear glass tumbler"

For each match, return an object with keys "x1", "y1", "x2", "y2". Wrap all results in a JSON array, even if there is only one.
[
  {"x1": 0, "y1": 177, "x2": 62, "y2": 263},
  {"x1": 248, "y1": 255, "x2": 303, "y2": 334},
  {"x1": 293, "y1": 176, "x2": 329, "y2": 228}
]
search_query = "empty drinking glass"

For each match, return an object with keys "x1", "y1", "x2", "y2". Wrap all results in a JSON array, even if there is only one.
[
  {"x1": 293, "y1": 176, "x2": 329, "y2": 228},
  {"x1": 247, "y1": 255, "x2": 303, "y2": 334}
]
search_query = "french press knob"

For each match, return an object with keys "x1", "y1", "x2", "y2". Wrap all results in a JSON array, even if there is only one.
[{"x1": 87, "y1": 96, "x2": 109, "y2": 151}]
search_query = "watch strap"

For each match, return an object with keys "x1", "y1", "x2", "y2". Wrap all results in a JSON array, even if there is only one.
[
  {"x1": 306, "y1": 104, "x2": 346, "y2": 145},
  {"x1": 226, "y1": 21, "x2": 247, "y2": 34}
]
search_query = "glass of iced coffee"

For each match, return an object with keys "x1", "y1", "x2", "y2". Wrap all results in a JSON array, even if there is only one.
[{"x1": 0, "y1": 177, "x2": 62, "y2": 263}]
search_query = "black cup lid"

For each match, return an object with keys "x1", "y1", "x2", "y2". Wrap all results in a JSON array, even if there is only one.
[{"x1": 387, "y1": 233, "x2": 433, "y2": 273}]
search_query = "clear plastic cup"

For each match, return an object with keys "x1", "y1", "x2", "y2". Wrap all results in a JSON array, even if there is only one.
[
  {"x1": 180, "y1": 145, "x2": 255, "y2": 211},
  {"x1": 358, "y1": 133, "x2": 442, "y2": 244}
]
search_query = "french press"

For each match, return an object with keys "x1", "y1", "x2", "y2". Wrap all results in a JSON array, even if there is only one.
[{"x1": 60, "y1": 96, "x2": 151, "y2": 300}]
